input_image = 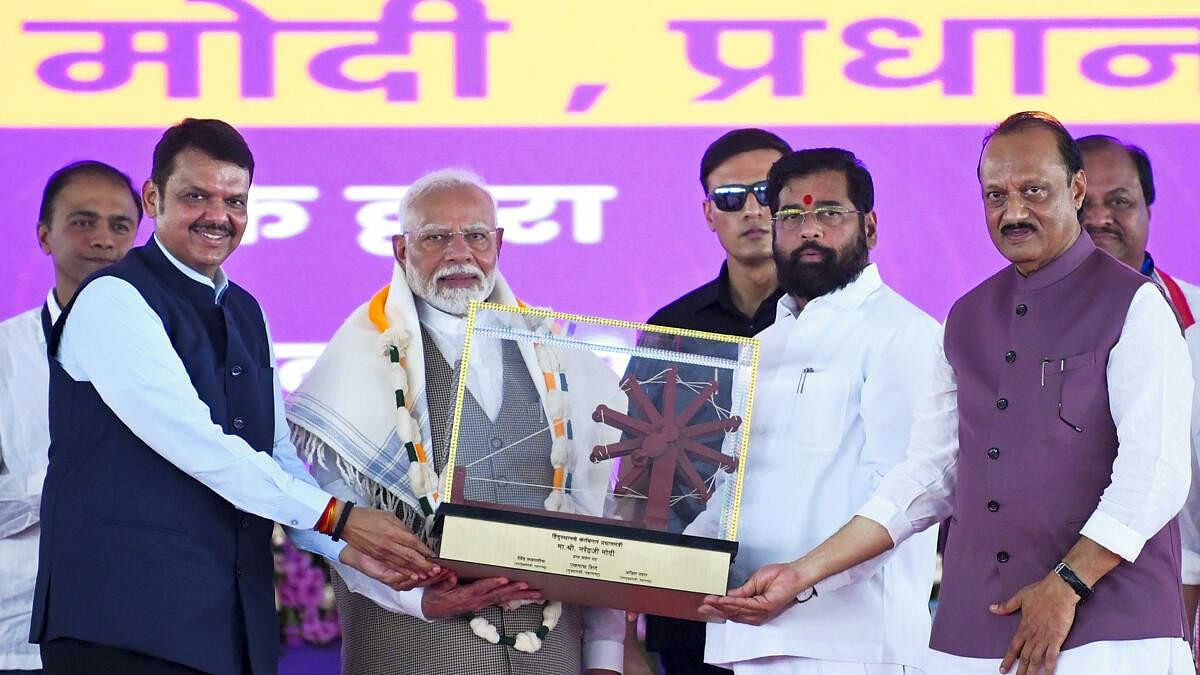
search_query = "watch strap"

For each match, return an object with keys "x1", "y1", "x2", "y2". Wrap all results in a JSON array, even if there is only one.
[{"x1": 1054, "y1": 561, "x2": 1093, "y2": 603}]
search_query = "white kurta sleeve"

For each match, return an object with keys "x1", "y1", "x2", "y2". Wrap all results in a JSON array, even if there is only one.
[
  {"x1": 582, "y1": 606, "x2": 625, "y2": 672},
  {"x1": 856, "y1": 326, "x2": 960, "y2": 546},
  {"x1": 1078, "y1": 283, "x2": 1194, "y2": 562},
  {"x1": 816, "y1": 317, "x2": 944, "y2": 594},
  {"x1": 1180, "y1": 325, "x2": 1200, "y2": 584}
]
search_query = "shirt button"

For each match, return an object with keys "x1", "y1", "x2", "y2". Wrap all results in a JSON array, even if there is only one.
[
  {"x1": 290, "y1": 519, "x2": 299, "y2": 526},
  {"x1": 995, "y1": 398, "x2": 1008, "y2": 410},
  {"x1": 987, "y1": 447, "x2": 1000, "y2": 459},
  {"x1": 241, "y1": 516, "x2": 250, "y2": 529},
  {"x1": 236, "y1": 567, "x2": 245, "y2": 577},
  {"x1": 996, "y1": 551, "x2": 1010, "y2": 563},
  {"x1": 490, "y1": 437, "x2": 504, "y2": 449},
  {"x1": 232, "y1": 417, "x2": 246, "y2": 430},
  {"x1": 231, "y1": 364, "x2": 244, "y2": 377},
  {"x1": 987, "y1": 500, "x2": 1000, "y2": 512},
  {"x1": 1015, "y1": 304, "x2": 1028, "y2": 316},
  {"x1": 1004, "y1": 351, "x2": 1016, "y2": 363}
]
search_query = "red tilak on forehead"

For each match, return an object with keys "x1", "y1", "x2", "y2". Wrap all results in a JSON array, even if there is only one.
[{"x1": 802, "y1": 194, "x2": 813, "y2": 206}]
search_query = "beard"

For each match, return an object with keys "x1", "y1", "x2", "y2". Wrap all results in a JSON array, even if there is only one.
[
  {"x1": 774, "y1": 221, "x2": 869, "y2": 301},
  {"x1": 405, "y1": 262, "x2": 497, "y2": 316}
]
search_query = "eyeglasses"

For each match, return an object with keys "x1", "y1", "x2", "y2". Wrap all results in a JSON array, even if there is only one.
[
  {"x1": 708, "y1": 181, "x2": 770, "y2": 212},
  {"x1": 406, "y1": 227, "x2": 501, "y2": 254},
  {"x1": 772, "y1": 206, "x2": 862, "y2": 231}
]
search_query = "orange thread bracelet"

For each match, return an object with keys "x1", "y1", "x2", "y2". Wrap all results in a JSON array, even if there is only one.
[{"x1": 315, "y1": 497, "x2": 338, "y2": 535}]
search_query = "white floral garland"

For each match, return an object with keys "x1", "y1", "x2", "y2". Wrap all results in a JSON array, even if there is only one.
[
  {"x1": 371, "y1": 291, "x2": 575, "y2": 652},
  {"x1": 469, "y1": 599, "x2": 564, "y2": 652}
]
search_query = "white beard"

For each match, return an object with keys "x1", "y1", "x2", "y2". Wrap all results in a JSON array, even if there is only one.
[{"x1": 406, "y1": 262, "x2": 497, "y2": 316}]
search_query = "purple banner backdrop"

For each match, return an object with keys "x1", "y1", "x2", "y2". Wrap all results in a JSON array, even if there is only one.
[{"x1": 4, "y1": 126, "x2": 1198, "y2": 354}]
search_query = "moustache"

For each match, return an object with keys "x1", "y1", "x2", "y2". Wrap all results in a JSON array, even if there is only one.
[
  {"x1": 1000, "y1": 222, "x2": 1037, "y2": 235},
  {"x1": 190, "y1": 221, "x2": 233, "y2": 236},
  {"x1": 788, "y1": 240, "x2": 836, "y2": 261},
  {"x1": 436, "y1": 263, "x2": 484, "y2": 281},
  {"x1": 1085, "y1": 225, "x2": 1124, "y2": 241}
]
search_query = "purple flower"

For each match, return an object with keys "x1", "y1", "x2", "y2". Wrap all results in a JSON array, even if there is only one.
[
  {"x1": 283, "y1": 622, "x2": 304, "y2": 647},
  {"x1": 274, "y1": 537, "x2": 341, "y2": 645}
]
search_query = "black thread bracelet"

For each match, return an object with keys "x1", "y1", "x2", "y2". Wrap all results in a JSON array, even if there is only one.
[{"x1": 331, "y1": 501, "x2": 355, "y2": 542}]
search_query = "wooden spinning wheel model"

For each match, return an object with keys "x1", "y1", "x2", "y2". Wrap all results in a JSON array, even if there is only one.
[{"x1": 589, "y1": 366, "x2": 741, "y2": 531}]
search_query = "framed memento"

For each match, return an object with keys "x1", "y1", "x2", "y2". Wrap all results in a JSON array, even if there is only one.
[{"x1": 431, "y1": 301, "x2": 759, "y2": 621}]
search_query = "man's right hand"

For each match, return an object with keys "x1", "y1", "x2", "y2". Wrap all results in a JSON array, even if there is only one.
[
  {"x1": 421, "y1": 576, "x2": 543, "y2": 620},
  {"x1": 699, "y1": 561, "x2": 806, "y2": 625},
  {"x1": 338, "y1": 506, "x2": 439, "y2": 581}
]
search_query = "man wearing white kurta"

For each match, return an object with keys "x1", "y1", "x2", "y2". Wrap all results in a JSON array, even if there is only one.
[
  {"x1": 1076, "y1": 134, "x2": 1200, "y2": 637},
  {"x1": 286, "y1": 169, "x2": 624, "y2": 675},
  {"x1": 689, "y1": 148, "x2": 939, "y2": 674},
  {"x1": 705, "y1": 114, "x2": 1194, "y2": 675}
]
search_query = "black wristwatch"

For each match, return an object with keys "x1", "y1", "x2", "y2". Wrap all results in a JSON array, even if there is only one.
[{"x1": 1053, "y1": 561, "x2": 1093, "y2": 604}]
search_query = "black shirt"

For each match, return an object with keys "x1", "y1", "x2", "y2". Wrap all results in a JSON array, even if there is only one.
[{"x1": 647, "y1": 262, "x2": 783, "y2": 337}]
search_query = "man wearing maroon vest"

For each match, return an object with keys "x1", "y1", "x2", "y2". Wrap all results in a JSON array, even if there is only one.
[
  {"x1": 701, "y1": 112, "x2": 1195, "y2": 675},
  {"x1": 1076, "y1": 136, "x2": 1200, "y2": 641}
]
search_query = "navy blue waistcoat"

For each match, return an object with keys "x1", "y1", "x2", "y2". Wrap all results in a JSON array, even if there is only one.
[{"x1": 32, "y1": 238, "x2": 279, "y2": 675}]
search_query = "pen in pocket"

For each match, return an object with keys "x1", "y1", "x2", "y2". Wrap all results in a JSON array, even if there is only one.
[{"x1": 797, "y1": 367, "x2": 814, "y2": 393}]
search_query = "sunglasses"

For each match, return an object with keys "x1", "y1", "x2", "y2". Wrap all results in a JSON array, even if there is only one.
[{"x1": 708, "y1": 180, "x2": 770, "y2": 212}]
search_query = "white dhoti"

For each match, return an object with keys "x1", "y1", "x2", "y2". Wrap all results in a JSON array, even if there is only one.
[
  {"x1": 732, "y1": 656, "x2": 924, "y2": 675},
  {"x1": 922, "y1": 637, "x2": 1195, "y2": 675}
]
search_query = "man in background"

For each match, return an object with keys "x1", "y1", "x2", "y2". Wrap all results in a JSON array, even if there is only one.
[
  {"x1": 1078, "y1": 134, "x2": 1200, "y2": 644},
  {"x1": 641, "y1": 128, "x2": 791, "y2": 674}
]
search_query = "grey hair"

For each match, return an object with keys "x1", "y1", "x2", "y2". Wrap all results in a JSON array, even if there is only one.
[{"x1": 399, "y1": 168, "x2": 495, "y2": 233}]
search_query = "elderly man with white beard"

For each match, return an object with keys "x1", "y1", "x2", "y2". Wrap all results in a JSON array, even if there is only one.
[{"x1": 286, "y1": 169, "x2": 625, "y2": 675}]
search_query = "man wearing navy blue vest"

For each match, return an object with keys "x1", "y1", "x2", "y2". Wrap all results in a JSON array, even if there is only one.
[
  {"x1": 31, "y1": 118, "x2": 440, "y2": 675},
  {"x1": 702, "y1": 112, "x2": 1195, "y2": 675}
]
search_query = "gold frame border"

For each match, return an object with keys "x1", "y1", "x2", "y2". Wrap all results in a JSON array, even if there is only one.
[{"x1": 443, "y1": 301, "x2": 761, "y2": 542}]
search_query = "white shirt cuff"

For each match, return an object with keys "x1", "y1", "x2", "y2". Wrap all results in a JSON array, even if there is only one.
[
  {"x1": 1079, "y1": 509, "x2": 1147, "y2": 563},
  {"x1": 855, "y1": 494, "x2": 910, "y2": 548},
  {"x1": 332, "y1": 560, "x2": 431, "y2": 621},
  {"x1": 287, "y1": 526, "x2": 346, "y2": 563},
  {"x1": 582, "y1": 638, "x2": 624, "y2": 673},
  {"x1": 274, "y1": 478, "x2": 335, "y2": 531},
  {"x1": 1182, "y1": 549, "x2": 1200, "y2": 585},
  {"x1": 814, "y1": 569, "x2": 855, "y2": 595}
]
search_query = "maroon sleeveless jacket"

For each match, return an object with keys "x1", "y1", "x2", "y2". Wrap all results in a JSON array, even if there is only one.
[{"x1": 933, "y1": 233, "x2": 1186, "y2": 657}]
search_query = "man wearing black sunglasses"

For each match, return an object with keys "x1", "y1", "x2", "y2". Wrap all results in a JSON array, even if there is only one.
[
  {"x1": 639, "y1": 129, "x2": 790, "y2": 675},
  {"x1": 648, "y1": 128, "x2": 791, "y2": 338}
]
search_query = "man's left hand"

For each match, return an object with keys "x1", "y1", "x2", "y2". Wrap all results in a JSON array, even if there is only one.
[{"x1": 990, "y1": 571, "x2": 1080, "y2": 675}]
